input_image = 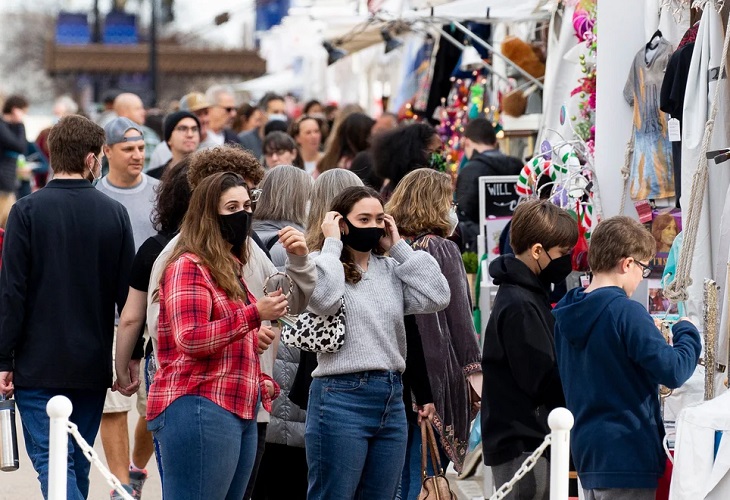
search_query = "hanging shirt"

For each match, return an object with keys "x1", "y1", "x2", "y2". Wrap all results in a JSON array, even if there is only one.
[{"x1": 623, "y1": 38, "x2": 675, "y2": 200}]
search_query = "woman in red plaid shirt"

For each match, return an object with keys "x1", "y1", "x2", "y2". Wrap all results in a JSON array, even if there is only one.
[{"x1": 147, "y1": 172, "x2": 299, "y2": 499}]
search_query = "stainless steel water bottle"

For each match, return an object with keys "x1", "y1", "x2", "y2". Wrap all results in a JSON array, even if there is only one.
[{"x1": 0, "y1": 394, "x2": 19, "y2": 471}]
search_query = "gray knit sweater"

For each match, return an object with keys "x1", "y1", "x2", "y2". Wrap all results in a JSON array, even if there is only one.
[{"x1": 309, "y1": 238, "x2": 450, "y2": 377}]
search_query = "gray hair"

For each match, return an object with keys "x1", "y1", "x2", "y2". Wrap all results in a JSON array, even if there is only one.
[
  {"x1": 205, "y1": 85, "x2": 234, "y2": 106},
  {"x1": 305, "y1": 169, "x2": 363, "y2": 249},
  {"x1": 253, "y1": 165, "x2": 313, "y2": 226},
  {"x1": 54, "y1": 95, "x2": 78, "y2": 116}
]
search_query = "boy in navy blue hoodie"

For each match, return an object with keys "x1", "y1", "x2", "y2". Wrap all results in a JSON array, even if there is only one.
[{"x1": 553, "y1": 216, "x2": 701, "y2": 500}]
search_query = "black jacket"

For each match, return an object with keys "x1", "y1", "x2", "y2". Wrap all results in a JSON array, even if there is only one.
[
  {"x1": 455, "y1": 150, "x2": 522, "y2": 224},
  {"x1": 223, "y1": 128, "x2": 242, "y2": 145},
  {"x1": 0, "y1": 119, "x2": 28, "y2": 193},
  {"x1": 481, "y1": 255, "x2": 565, "y2": 466},
  {"x1": 0, "y1": 179, "x2": 135, "y2": 389}
]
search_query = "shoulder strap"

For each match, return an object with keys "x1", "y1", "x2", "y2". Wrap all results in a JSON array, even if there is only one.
[
  {"x1": 420, "y1": 420, "x2": 444, "y2": 477},
  {"x1": 265, "y1": 235, "x2": 279, "y2": 251}
]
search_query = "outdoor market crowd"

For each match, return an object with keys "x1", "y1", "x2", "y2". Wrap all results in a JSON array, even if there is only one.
[{"x1": 0, "y1": 87, "x2": 701, "y2": 500}]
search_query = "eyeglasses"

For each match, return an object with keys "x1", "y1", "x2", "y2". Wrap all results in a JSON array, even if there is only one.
[
  {"x1": 249, "y1": 188, "x2": 262, "y2": 204},
  {"x1": 175, "y1": 125, "x2": 200, "y2": 134},
  {"x1": 634, "y1": 259, "x2": 653, "y2": 278}
]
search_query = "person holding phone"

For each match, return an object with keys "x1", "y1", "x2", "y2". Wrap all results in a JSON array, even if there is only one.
[
  {"x1": 304, "y1": 186, "x2": 451, "y2": 499},
  {"x1": 146, "y1": 172, "x2": 295, "y2": 499}
]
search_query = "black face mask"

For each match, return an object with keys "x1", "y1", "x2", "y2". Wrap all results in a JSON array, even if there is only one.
[
  {"x1": 341, "y1": 217, "x2": 385, "y2": 253},
  {"x1": 538, "y1": 252, "x2": 573, "y2": 285},
  {"x1": 219, "y1": 210, "x2": 251, "y2": 255}
]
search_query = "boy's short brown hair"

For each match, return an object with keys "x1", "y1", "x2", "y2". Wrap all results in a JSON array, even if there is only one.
[
  {"x1": 588, "y1": 216, "x2": 656, "y2": 273},
  {"x1": 510, "y1": 200, "x2": 579, "y2": 254}
]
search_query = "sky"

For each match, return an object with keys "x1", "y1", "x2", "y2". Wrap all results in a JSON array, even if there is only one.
[{"x1": 0, "y1": 0, "x2": 258, "y2": 48}]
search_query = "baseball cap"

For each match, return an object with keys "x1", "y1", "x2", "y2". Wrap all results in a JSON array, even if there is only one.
[
  {"x1": 104, "y1": 117, "x2": 144, "y2": 146},
  {"x1": 179, "y1": 92, "x2": 211, "y2": 113}
]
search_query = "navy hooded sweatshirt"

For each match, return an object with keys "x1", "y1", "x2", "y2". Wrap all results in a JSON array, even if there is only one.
[
  {"x1": 552, "y1": 286, "x2": 701, "y2": 489},
  {"x1": 481, "y1": 255, "x2": 565, "y2": 466}
]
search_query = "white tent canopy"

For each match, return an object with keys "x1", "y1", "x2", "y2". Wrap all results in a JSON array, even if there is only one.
[
  {"x1": 232, "y1": 70, "x2": 300, "y2": 99},
  {"x1": 412, "y1": 0, "x2": 549, "y2": 20}
]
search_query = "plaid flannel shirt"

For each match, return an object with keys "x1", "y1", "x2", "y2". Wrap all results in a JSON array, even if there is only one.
[{"x1": 147, "y1": 253, "x2": 279, "y2": 421}]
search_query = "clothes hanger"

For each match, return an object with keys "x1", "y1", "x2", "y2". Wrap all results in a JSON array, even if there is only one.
[{"x1": 647, "y1": 29, "x2": 663, "y2": 50}]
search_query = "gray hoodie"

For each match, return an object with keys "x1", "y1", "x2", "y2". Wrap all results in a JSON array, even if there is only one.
[{"x1": 252, "y1": 219, "x2": 304, "y2": 271}]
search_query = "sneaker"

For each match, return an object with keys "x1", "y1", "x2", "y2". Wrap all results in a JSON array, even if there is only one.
[
  {"x1": 457, "y1": 442, "x2": 483, "y2": 480},
  {"x1": 110, "y1": 484, "x2": 136, "y2": 500},
  {"x1": 129, "y1": 466, "x2": 148, "y2": 499}
]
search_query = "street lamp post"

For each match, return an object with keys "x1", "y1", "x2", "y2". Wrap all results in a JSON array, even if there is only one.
[{"x1": 149, "y1": 0, "x2": 159, "y2": 107}]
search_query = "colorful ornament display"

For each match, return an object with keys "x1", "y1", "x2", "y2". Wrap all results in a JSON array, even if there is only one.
[
  {"x1": 516, "y1": 138, "x2": 596, "y2": 240},
  {"x1": 568, "y1": 0, "x2": 597, "y2": 154},
  {"x1": 434, "y1": 74, "x2": 490, "y2": 176}
]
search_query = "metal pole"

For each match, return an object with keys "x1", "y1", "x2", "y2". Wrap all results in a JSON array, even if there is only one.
[
  {"x1": 451, "y1": 20, "x2": 545, "y2": 90},
  {"x1": 430, "y1": 27, "x2": 511, "y2": 85},
  {"x1": 47, "y1": 396, "x2": 73, "y2": 500},
  {"x1": 548, "y1": 408, "x2": 574, "y2": 500},
  {"x1": 149, "y1": 0, "x2": 159, "y2": 107},
  {"x1": 92, "y1": 0, "x2": 102, "y2": 103}
]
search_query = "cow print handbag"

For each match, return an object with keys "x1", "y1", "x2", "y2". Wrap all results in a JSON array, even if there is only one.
[{"x1": 279, "y1": 298, "x2": 346, "y2": 353}]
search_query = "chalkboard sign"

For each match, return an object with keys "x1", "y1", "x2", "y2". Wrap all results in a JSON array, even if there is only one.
[{"x1": 478, "y1": 175, "x2": 520, "y2": 218}]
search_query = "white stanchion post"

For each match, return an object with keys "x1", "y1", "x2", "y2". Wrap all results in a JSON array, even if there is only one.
[
  {"x1": 548, "y1": 408, "x2": 574, "y2": 500},
  {"x1": 46, "y1": 395, "x2": 73, "y2": 500}
]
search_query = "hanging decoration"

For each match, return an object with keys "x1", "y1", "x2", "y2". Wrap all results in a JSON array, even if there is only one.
[
  {"x1": 516, "y1": 102, "x2": 601, "y2": 273},
  {"x1": 432, "y1": 73, "x2": 491, "y2": 178},
  {"x1": 567, "y1": 0, "x2": 597, "y2": 154}
]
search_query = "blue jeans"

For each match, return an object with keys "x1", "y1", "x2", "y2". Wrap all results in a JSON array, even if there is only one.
[
  {"x1": 397, "y1": 420, "x2": 451, "y2": 500},
  {"x1": 305, "y1": 371, "x2": 407, "y2": 499},
  {"x1": 144, "y1": 352, "x2": 164, "y2": 492},
  {"x1": 14, "y1": 387, "x2": 106, "y2": 500},
  {"x1": 148, "y1": 395, "x2": 258, "y2": 500}
]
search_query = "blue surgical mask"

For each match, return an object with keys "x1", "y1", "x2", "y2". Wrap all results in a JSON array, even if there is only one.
[{"x1": 268, "y1": 113, "x2": 288, "y2": 122}]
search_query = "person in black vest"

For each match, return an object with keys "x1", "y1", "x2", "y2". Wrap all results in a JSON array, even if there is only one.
[{"x1": 455, "y1": 118, "x2": 523, "y2": 252}]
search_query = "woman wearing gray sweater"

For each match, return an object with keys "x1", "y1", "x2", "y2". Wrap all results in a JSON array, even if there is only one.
[{"x1": 304, "y1": 186, "x2": 451, "y2": 499}]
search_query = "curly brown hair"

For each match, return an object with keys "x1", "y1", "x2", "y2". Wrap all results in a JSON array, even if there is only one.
[
  {"x1": 187, "y1": 144, "x2": 265, "y2": 190},
  {"x1": 151, "y1": 156, "x2": 192, "y2": 235}
]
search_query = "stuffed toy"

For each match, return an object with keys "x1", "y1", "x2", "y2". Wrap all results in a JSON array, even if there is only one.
[{"x1": 501, "y1": 35, "x2": 545, "y2": 79}]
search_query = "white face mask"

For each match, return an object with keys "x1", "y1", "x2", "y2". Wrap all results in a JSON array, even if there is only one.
[
  {"x1": 88, "y1": 155, "x2": 102, "y2": 187},
  {"x1": 268, "y1": 113, "x2": 288, "y2": 122},
  {"x1": 448, "y1": 206, "x2": 459, "y2": 236}
]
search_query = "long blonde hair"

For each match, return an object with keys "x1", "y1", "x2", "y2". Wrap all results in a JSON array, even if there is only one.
[
  {"x1": 163, "y1": 172, "x2": 251, "y2": 301},
  {"x1": 385, "y1": 168, "x2": 452, "y2": 238},
  {"x1": 305, "y1": 169, "x2": 363, "y2": 251}
]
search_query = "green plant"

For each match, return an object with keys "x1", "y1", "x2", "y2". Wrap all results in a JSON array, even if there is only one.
[{"x1": 462, "y1": 251, "x2": 478, "y2": 274}]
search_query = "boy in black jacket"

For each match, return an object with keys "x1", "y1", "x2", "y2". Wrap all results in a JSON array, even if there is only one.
[{"x1": 481, "y1": 199, "x2": 578, "y2": 499}]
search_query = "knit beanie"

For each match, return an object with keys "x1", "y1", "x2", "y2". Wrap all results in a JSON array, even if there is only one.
[{"x1": 164, "y1": 111, "x2": 201, "y2": 144}]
